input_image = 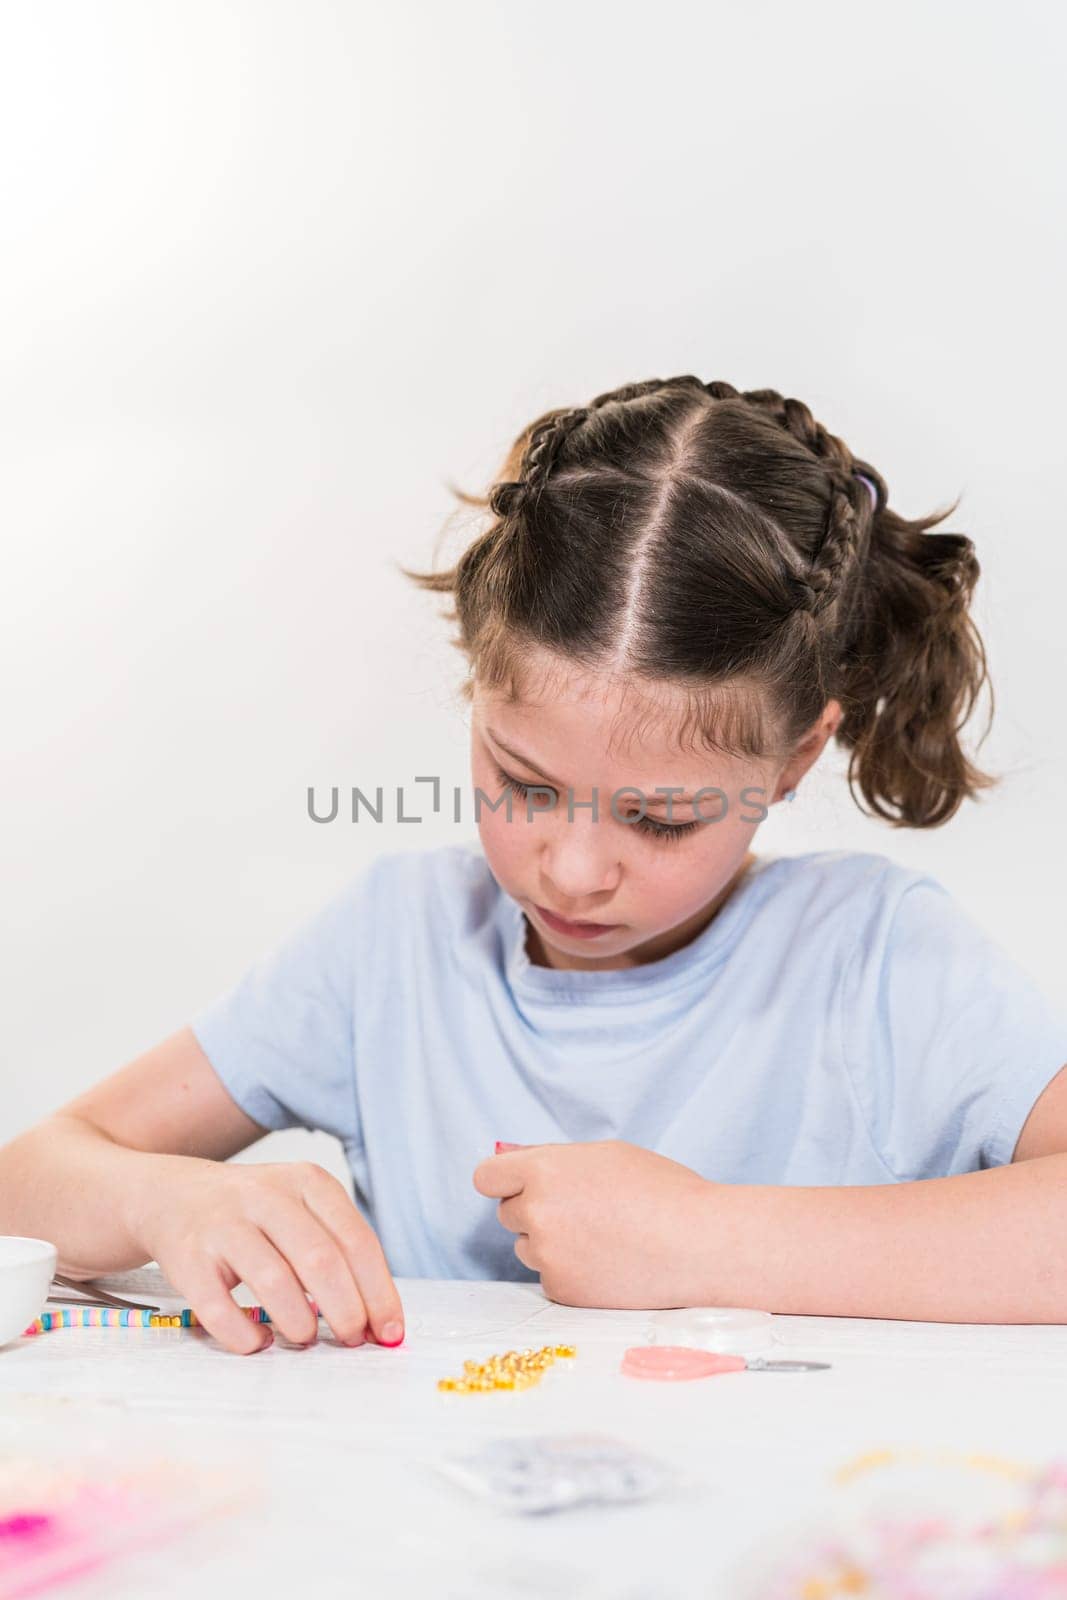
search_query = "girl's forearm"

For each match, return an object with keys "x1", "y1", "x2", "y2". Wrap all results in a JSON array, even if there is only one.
[
  {"x1": 706, "y1": 1153, "x2": 1067, "y2": 1323},
  {"x1": 0, "y1": 1115, "x2": 187, "y2": 1278}
]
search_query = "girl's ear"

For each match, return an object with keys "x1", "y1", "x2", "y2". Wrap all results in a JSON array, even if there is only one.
[
  {"x1": 774, "y1": 699, "x2": 843, "y2": 801},
  {"x1": 806, "y1": 697, "x2": 844, "y2": 745}
]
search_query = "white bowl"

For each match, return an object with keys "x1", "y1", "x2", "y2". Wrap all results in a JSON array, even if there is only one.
[{"x1": 0, "y1": 1236, "x2": 58, "y2": 1346}]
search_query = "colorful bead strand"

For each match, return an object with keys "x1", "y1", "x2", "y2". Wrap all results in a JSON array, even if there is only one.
[{"x1": 22, "y1": 1302, "x2": 318, "y2": 1337}]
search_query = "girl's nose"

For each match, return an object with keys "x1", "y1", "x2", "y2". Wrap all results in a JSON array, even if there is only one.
[{"x1": 539, "y1": 828, "x2": 622, "y2": 903}]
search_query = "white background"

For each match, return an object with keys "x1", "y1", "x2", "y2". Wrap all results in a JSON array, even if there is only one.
[{"x1": 2, "y1": 1, "x2": 1064, "y2": 1183}]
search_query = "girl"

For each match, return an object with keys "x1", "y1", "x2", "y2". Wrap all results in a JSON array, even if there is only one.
[{"x1": 4, "y1": 375, "x2": 1067, "y2": 1357}]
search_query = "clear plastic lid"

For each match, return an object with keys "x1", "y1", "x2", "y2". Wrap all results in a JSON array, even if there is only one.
[{"x1": 645, "y1": 1306, "x2": 775, "y2": 1355}]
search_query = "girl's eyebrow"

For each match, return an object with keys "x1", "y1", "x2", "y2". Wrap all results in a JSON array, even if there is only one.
[
  {"x1": 485, "y1": 727, "x2": 558, "y2": 784},
  {"x1": 483, "y1": 726, "x2": 705, "y2": 808}
]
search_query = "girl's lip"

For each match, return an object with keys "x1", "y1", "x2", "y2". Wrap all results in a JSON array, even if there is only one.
[{"x1": 533, "y1": 903, "x2": 621, "y2": 939}]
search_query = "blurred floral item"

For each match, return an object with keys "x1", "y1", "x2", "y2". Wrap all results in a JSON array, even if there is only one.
[{"x1": 749, "y1": 1451, "x2": 1067, "y2": 1599}]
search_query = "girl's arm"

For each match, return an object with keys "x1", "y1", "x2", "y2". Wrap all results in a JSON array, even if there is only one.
[
  {"x1": 701, "y1": 1059, "x2": 1067, "y2": 1323},
  {"x1": 0, "y1": 1026, "x2": 267, "y2": 1274},
  {"x1": 704, "y1": 1154, "x2": 1067, "y2": 1323},
  {"x1": 0, "y1": 1027, "x2": 406, "y2": 1353}
]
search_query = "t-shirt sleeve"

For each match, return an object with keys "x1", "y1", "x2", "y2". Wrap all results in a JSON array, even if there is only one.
[
  {"x1": 839, "y1": 873, "x2": 1067, "y2": 1179},
  {"x1": 189, "y1": 865, "x2": 374, "y2": 1146}
]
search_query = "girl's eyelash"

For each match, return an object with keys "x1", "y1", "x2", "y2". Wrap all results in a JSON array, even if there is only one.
[{"x1": 491, "y1": 765, "x2": 703, "y2": 845}]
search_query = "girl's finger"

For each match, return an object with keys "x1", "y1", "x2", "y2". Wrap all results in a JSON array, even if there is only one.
[
  {"x1": 220, "y1": 1222, "x2": 324, "y2": 1345},
  {"x1": 177, "y1": 1260, "x2": 274, "y2": 1355},
  {"x1": 246, "y1": 1191, "x2": 370, "y2": 1346},
  {"x1": 496, "y1": 1196, "x2": 526, "y2": 1233},
  {"x1": 472, "y1": 1154, "x2": 528, "y2": 1200},
  {"x1": 513, "y1": 1233, "x2": 536, "y2": 1271},
  {"x1": 298, "y1": 1169, "x2": 405, "y2": 1345}
]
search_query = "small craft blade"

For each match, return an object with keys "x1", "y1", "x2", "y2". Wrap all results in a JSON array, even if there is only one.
[{"x1": 745, "y1": 1357, "x2": 832, "y2": 1372}]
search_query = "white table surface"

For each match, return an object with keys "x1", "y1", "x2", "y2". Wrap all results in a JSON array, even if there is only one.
[{"x1": 3, "y1": 1268, "x2": 1067, "y2": 1599}]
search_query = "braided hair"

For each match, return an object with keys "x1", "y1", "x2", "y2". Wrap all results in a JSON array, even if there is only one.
[{"x1": 403, "y1": 376, "x2": 995, "y2": 828}]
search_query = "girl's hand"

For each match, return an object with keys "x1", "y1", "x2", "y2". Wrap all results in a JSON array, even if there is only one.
[
  {"x1": 472, "y1": 1140, "x2": 714, "y2": 1308},
  {"x1": 135, "y1": 1155, "x2": 405, "y2": 1355}
]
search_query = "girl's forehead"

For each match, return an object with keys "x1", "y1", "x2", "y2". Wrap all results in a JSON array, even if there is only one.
[{"x1": 473, "y1": 665, "x2": 765, "y2": 772}]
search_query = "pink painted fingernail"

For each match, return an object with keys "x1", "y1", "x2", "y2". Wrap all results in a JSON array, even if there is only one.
[
  {"x1": 495, "y1": 1141, "x2": 524, "y2": 1153},
  {"x1": 378, "y1": 1320, "x2": 405, "y2": 1346}
]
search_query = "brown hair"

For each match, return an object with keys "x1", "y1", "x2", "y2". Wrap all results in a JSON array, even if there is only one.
[{"x1": 401, "y1": 375, "x2": 996, "y2": 827}]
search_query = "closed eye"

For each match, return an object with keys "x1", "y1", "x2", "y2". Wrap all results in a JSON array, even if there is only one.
[{"x1": 492, "y1": 765, "x2": 704, "y2": 845}]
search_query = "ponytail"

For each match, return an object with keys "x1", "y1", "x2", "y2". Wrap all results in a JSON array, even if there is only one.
[{"x1": 836, "y1": 486, "x2": 996, "y2": 826}]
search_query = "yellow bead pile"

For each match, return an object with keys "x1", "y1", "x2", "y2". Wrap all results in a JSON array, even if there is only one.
[{"x1": 437, "y1": 1344, "x2": 576, "y2": 1393}]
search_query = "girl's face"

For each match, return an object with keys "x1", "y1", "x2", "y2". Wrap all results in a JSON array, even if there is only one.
[{"x1": 470, "y1": 651, "x2": 800, "y2": 972}]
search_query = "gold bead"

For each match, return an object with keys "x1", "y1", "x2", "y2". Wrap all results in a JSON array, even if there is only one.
[
  {"x1": 554, "y1": 1345, "x2": 576, "y2": 1358},
  {"x1": 437, "y1": 1378, "x2": 458, "y2": 1392}
]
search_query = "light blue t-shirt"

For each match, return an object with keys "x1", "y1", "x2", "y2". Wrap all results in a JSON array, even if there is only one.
[{"x1": 189, "y1": 844, "x2": 1067, "y2": 1282}]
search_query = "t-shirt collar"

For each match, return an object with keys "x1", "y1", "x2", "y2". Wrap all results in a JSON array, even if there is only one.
[{"x1": 503, "y1": 854, "x2": 780, "y2": 1002}]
